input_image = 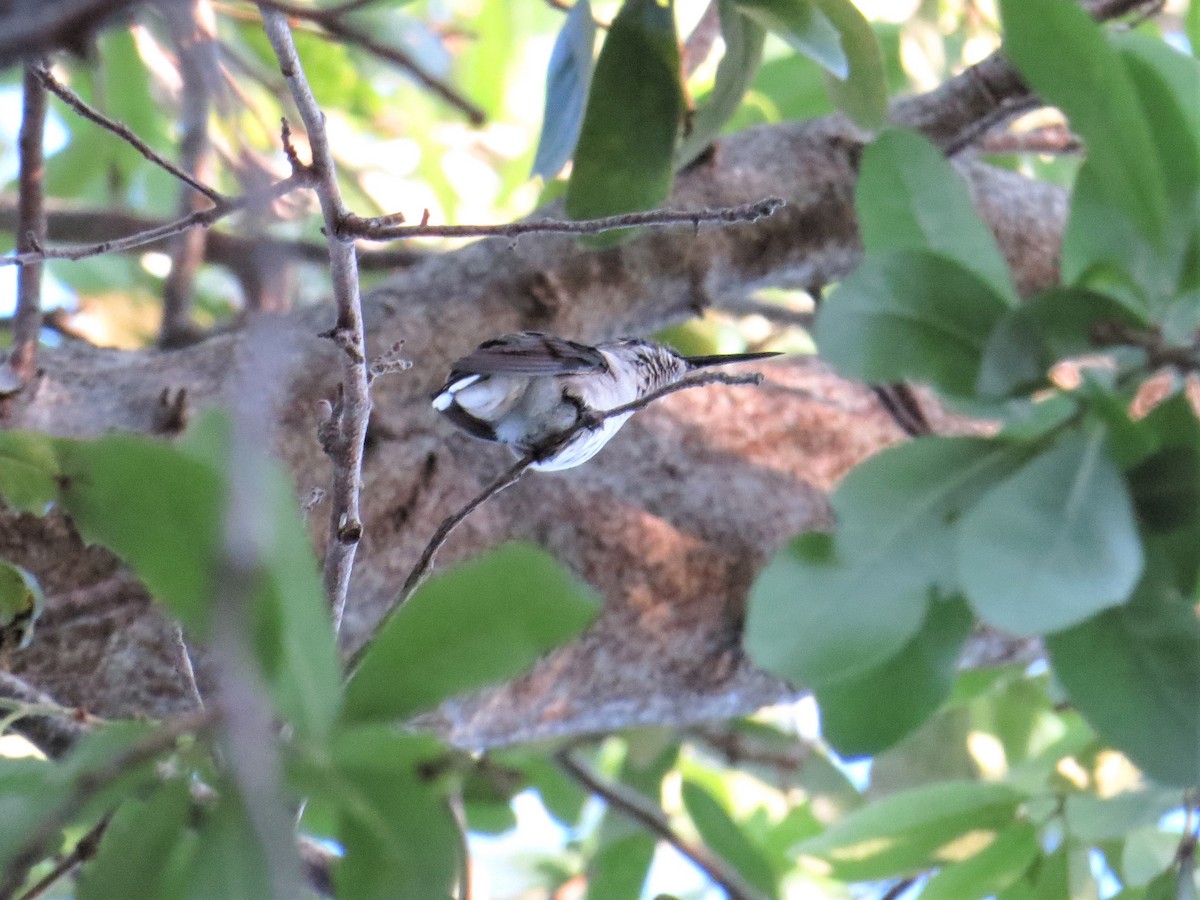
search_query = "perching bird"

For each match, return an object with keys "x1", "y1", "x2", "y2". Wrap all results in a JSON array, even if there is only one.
[{"x1": 432, "y1": 331, "x2": 779, "y2": 471}]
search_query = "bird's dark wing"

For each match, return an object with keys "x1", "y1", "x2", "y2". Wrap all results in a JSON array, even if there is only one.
[{"x1": 449, "y1": 332, "x2": 608, "y2": 376}]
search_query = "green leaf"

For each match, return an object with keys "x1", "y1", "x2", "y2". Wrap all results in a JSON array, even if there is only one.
[
  {"x1": 0, "y1": 561, "x2": 43, "y2": 651},
  {"x1": 747, "y1": 438, "x2": 1020, "y2": 687},
  {"x1": 55, "y1": 435, "x2": 222, "y2": 634},
  {"x1": 565, "y1": 0, "x2": 682, "y2": 221},
  {"x1": 587, "y1": 833, "x2": 656, "y2": 899},
  {"x1": 1121, "y1": 827, "x2": 1184, "y2": 888},
  {"x1": 78, "y1": 780, "x2": 193, "y2": 900},
  {"x1": 678, "y1": 2, "x2": 767, "y2": 167},
  {"x1": 310, "y1": 728, "x2": 460, "y2": 900},
  {"x1": 976, "y1": 288, "x2": 1150, "y2": 399},
  {"x1": 792, "y1": 781, "x2": 1025, "y2": 882},
  {"x1": 818, "y1": 596, "x2": 975, "y2": 758},
  {"x1": 857, "y1": 130, "x2": 1016, "y2": 303},
  {"x1": 1063, "y1": 789, "x2": 1184, "y2": 843},
  {"x1": 920, "y1": 822, "x2": 1040, "y2": 900},
  {"x1": 1000, "y1": 0, "x2": 1166, "y2": 242},
  {"x1": 815, "y1": 251, "x2": 1011, "y2": 398},
  {"x1": 813, "y1": 0, "x2": 887, "y2": 129},
  {"x1": 344, "y1": 542, "x2": 599, "y2": 723},
  {"x1": 184, "y1": 791, "x2": 277, "y2": 900},
  {"x1": 681, "y1": 780, "x2": 778, "y2": 898},
  {"x1": 532, "y1": 0, "x2": 596, "y2": 179},
  {"x1": 731, "y1": 0, "x2": 845, "y2": 77},
  {"x1": 958, "y1": 429, "x2": 1144, "y2": 635},
  {"x1": 1047, "y1": 574, "x2": 1200, "y2": 786},
  {"x1": 0, "y1": 431, "x2": 60, "y2": 514}
]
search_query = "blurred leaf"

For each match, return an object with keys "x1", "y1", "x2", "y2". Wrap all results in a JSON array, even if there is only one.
[
  {"x1": 0, "y1": 431, "x2": 59, "y2": 514},
  {"x1": 78, "y1": 780, "x2": 193, "y2": 900},
  {"x1": 815, "y1": 251, "x2": 1011, "y2": 398},
  {"x1": 588, "y1": 833, "x2": 656, "y2": 899},
  {"x1": 0, "y1": 561, "x2": 43, "y2": 651},
  {"x1": 1000, "y1": 0, "x2": 1165, "y2": 242},
  {"x1": 920, "y1": 822, "x2": 1040, "y2": 900},
  {"x1": 1121, "y1": 827, "x2": 1184, "y2": 888},
  {"x1": 976, "y1": 288, "x2": 1149, "y2": 399},
  {"x1": 532, "y1": 0, "x2": 596, "y2": 179},
  {"x1": 0, "y1": 758, "x2": 61, "y2": 874},
  {"x1": 731, "y1": 0, "x2": 845, "y2": 76},
  {"x1": 747, "y1": 436, "x2": 1020, "y2": 688},
  {"x1": 458, "y1": 0, "x2": 515, "y2": 118},
  {"x1": 566, "y1": 0, "x2": 682, "y2": 221},
  {"x1": 958, "y1": 429, "x2": 1143, "y2": 635},
  {"x1": 1047, "y1": 569, "x2": 1200, "y2": 786},
  {"x1": 857, "y1": 130, "x2": 1017, "y2": 303},
  {"x1": 492, "y1": 751, "x2": 587, "y2": 827},
  {"x1": 681, "y1": 779, "x2": 778, "y2": 897},
  {"x1": 1063, "y1": 790, "x2": 1184, "y2": 843},
  {"x1": 344, "y1": 542, "x2": 599, "y2": 723},
  {"x1": 678, "y1": 1, "x2": 767, "y2": 167},
  {"x1": 818, "y1": 596, "x2": 974, "y2": 758},
  {"x1": 55, "y1": 435, "x2": 222, "y2": 635},
  {"x1": 304, "y1": 728, "x2": 460, "y2": 900},
  {"x1": 813, "y1": 0, "x2": 887, "y2": 129},
  {"x1": 868, "y1": 707, "x2": 979, "y2": 796},
  {"x1": 793, "y1": 781, "x2": 1025, "y2": 882},
  {"x1": 184, "y1": 791, "x2": 276, "y2": 900}
]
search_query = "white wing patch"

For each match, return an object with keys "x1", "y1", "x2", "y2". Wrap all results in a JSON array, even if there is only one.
[{"x1": 431, "y1": 374, "x2": 483, "y2": 411}]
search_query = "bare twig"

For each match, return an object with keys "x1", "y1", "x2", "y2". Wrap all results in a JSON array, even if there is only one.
[
  {"x1": 260, "y1": 8, "x2": 372, "y2": 635},
  {"x1": 33, "y1": 64, "x2": 223, "y2": 204},
  {"x1": 555, "y1": 747, "x2": 766, "y2": 900},
  {"x1": 9, "y1": 63, "x2": 49, "y2": 389},
  {"x1": 343, "y1": 197, "x2": 785, "y2": 242},
  {"x1": 0, "y1": 674, "x2": 89, "y2": 760},
  {"x1": 252, "y1": 0, "x2": 486, "y2": 124},
  {"x1": 14, "y1": 816, "x2": 110, "y2": 900},
  {"x1": 347, "y1": 368, "x2": 765, "y2": 675},
  {"x1": 0, "y1": 172, "x2": 310, "y2": 267},
  {"x1": 878, "y1": 877, "x2": 919, "y2": 900},
  {"x1": 0, "y1": 708, "x2": 216, "y2": 899}
]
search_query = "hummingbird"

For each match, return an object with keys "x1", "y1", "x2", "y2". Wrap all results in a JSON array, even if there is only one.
[{"x1": 432, "y1": 331, "x2": 779, "y2": 471}]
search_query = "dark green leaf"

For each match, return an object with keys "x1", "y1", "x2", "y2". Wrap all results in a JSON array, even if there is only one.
[
  {"x1": 818, "y1": 596, "x2": 975, "y2": 758},
  {"x1": 565, "y1": 0, "x2": 682, "y2": 221},
  {"x1": 1000, "y1": 0, "x2": 1165, "y2": 241},
  {"x1": 0, "y1": 431, "x2": 60, "y2": 515},
  {"x1": 532, "y1": 0, "x2": 596, "y2": 179},
  {"x1": 681, "y1": 780, "x2": 778, "y2": 898},
  {"x1": 731, "y1": 0, "x2": 845, "y2": 76},
  {"x1": 958, "y1": 429, "x2": 1144, "y2": 635},
  {"x1": 815, "y1": 251, "x2": 1011, "y2": 398},
  {"x1": 857, "y1": 130, "x2": 1017, "y2": 303},
  {"x1": 0, "y1": 561, "x2": 43, "y2": 650},
  {"x1": 587, "y1": 833, "x2": 656, "y2": 899},
  {"x1": 344, "y1": 542, "x2": 599, "y2": 723},
  {"x1": 184, "y1": 792, "x2": 277, "y2": 900},
  {"x1": 747, "y1": 437, "x2": 1021, "y2": 687},
  {"x1": 1047, "y1": 575, "x2": 1200, "y2": 786},
  {"x1": 813, "y1": 0, "x2": 887, "y2": 129},
  {"x1": 920, "y1": 822, "x2": 1040, "y2": 900},
  {"x1": 78, "y1": 780, "x2": 193, "y2": 900},
  {"x1": 678, "y1": 2, "x2": 766, "y2": 167},
  {"x1": 792, "y1": 781, "x2": 1025, "y2": 882}
]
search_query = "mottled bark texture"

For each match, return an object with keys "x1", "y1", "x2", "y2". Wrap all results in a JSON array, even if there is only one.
[{"x1": 1, "y1": 117, "x2": 1068, "y2": 748}]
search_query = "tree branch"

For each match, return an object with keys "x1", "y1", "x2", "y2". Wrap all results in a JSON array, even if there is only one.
[
  {"x1": 259, "y1": 8, "x2": 373, "y2": 634},
  {"x1": 555, "y1": 747, "x2": 767, "y2": 900},
  {"x1": 8, "y1": 63, "x2": 49, "y2": 391}
]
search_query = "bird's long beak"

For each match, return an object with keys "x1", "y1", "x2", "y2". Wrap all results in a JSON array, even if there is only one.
[{"x1": 683, "y1": 350, "x2": 782, "y2": 369}]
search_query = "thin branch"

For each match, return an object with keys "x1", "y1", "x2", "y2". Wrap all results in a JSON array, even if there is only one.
[
  {"x1": 0, "y1": 199, "x2": 425, "y2": 272},
  {"x1": 555, "y1": 748, "x2": 766, "y2": 900},
  {"x1": 33, "y1": 64, "x2": 223, "y2": 204},
  {"x1": 9, "y1": 63, "x2": 49, "y2": 389},
  {"x1": 14, "y1": 816, "x2": 109, "y2": 900},
  {"x1": 347, "y1": 368, "x2": 766, "y2": 675},
  {"x1": 878, "y1": 877, "x2": 919, "y2": 900},
  {"x1": 252, "y1": 0, "x2": 486, "y2": 125},
  {"x1": 0, "y1": 172, "x2": 311, "y2": 267},
  {"x1": 260, "y1": 9, "x2": 372, "y2": 635},
  {"x1": 0, "y1": 708, "x2": 216, "y2": 898},
  {"x1": 343, "y1": 197, "x2": 785, "y2": 242}
]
